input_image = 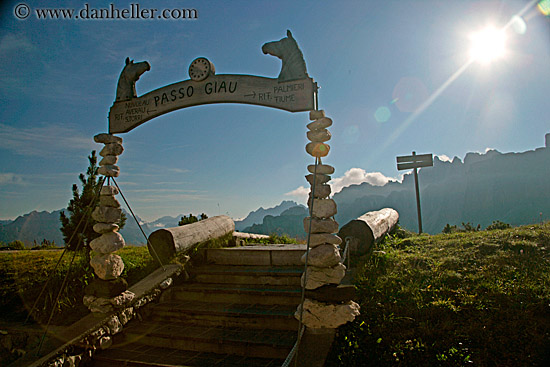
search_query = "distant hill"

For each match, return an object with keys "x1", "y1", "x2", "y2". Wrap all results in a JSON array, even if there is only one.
[
  {"x1": 0, "y1": 210, "x2": 226, "y2": 247},
  {"x1": 234, "y1": 200, "x2": 299, "y2": 231},
  {"x1": 243, "y1": 205, "x2": 308, "y2": 238},
  {"x1": 0, "y1": 209, "x2": 173, "y2": 247},
  {"x1": 0, "y1": 210, "x2": 65, "y2": 246},
  {"x1": 334, "y1": 146, "x2": 550, "y2": 234}
]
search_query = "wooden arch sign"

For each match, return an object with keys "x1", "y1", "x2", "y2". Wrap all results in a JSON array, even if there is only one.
[{"x1": 108, "y1": 31, "x2": 317, "y2": 134}]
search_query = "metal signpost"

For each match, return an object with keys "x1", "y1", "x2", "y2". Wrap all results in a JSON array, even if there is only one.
[{"x1": 396, "y1": 152, "x2": 433, "y2": 233}]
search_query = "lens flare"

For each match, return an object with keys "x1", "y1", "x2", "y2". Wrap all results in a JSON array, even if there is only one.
[
  {"x1": 538, "y1": 0, "x2": 550, "y2": 16},
  {"x1": 374, "y1": 106, "x2": 391, "y2": 123},
  {"x1": 510, "y1": 15, "x2": 527, "y2": 34},
  {"x1": 469, "y1": 26, "x2": 507, "y2": 64}
]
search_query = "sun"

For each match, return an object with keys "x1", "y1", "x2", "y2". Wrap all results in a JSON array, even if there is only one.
[{"x1": 469, "y1": 26, "x2": 507, "y2": 64}]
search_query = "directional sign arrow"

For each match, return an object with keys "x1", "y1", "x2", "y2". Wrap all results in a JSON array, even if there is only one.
[{"x1": 244, "y1": 92, "x2": 256, "y2": 98}]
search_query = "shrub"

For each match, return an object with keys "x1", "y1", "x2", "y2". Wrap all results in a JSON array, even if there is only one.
[
  {"x1": 486, "y1": 220, "x2": 511, "y2": 231},
  {"x1": 8, "y1": 240, "x2": 25, "y2": 250}
]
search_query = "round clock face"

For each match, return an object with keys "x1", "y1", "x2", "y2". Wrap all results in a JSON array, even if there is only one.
[{"x1": 189, "y1": 57, "x2": 214, "y2": 81}]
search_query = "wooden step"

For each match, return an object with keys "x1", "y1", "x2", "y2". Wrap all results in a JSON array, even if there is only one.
[
  {"x1": 119, "y1": 321, "x2": 296, "y2": 359},
  {"x1": 190, "y1": 264, "x2": 303, "y2": 286},
  {"x1": 205, "y1": 244, "x2": 306, "y2": 266},
  {"x1": 148, "y1": 300, "x2": 299, "y2": 331},
  {"x1": 93, "y1": 343, "x2": 285, "y2": 367},
  {"x1": 165, "y1": 283, "x2": 302, "y2": 305}
]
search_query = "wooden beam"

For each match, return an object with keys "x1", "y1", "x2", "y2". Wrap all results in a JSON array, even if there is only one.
[
  {"x1": 148, "y1": 215, "x2": 235, "y2": 265},
  {"x1": 337, "y1": 208, "x2": 399, "y2": 256}
]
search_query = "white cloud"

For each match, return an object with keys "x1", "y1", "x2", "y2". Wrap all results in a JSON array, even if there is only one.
[
  {"x1": 0, "y1": 173, "x2": 24, "y2": 185},
  {"x1": 284, "y1": 185, "x2": 309, "y2": 203},
  {"x1": 284, "y1": 168, "x2": 398, "y2": 201},
  {"x1": 330, "y1": 168, "x2": 396, "y2": 194},
  {"x1": 437, "y1": 154, "x2": 451, "y2": 162},
  {"x1": 0, "y1": 123, "x2": 95, "y2": 157}
]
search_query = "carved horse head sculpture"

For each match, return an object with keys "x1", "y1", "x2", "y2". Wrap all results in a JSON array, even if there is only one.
[
  {"x1": 262, "y1": 30, "x2": 309, "y2": 82},
  {"x1": 116, "y1": 57, "x2": 151, "y2": 102}
]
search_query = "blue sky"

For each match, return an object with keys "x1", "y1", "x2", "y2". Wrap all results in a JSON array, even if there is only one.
[{"x1": 1, "y1": 0, "x2": 549, "y2": 221}]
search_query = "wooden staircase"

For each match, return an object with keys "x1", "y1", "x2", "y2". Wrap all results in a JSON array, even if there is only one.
[{"x1": 92, "y1": 244, "x2": 306, "y2": 367}]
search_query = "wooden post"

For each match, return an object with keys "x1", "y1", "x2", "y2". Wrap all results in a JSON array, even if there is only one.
[
  {"x1": 397, "y1": 151, "x2": 433, "y2": 234},
  {"x1": 412, "y1": 152, "x2": 423, "y2": 234}
]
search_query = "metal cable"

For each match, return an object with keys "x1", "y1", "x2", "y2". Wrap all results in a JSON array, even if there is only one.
[
  {"x1": 36, "y1": 176, "x2": 105, "y2": 355},
  {"x1": 283, "y1": 156, "x2": 320, "y2": 367},
  {"x1": 111, "y1": 177, "x2": 166, "y2": 271}
]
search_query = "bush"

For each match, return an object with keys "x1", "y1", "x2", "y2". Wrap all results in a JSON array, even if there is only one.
[
  {"x1": 8, "y1": 240, "x2": 25, "y2": 250},
  {"x1": 486, "y1": 220, "x2": 511, "y2": 231}
]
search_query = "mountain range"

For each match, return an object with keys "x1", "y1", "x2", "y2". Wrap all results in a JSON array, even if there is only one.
[
  {"x1": 2, "y1": 142, "x2": 550, "y2": 245},
  {"x1": 333, "y1": 145, "x2": 550, "y2": 233},
  {"x1": 0, "y1": 209, "x2": 182, "y2": 247},
  {"x1": 0, "y1": 201, "x2": 303, "y2": 247}
]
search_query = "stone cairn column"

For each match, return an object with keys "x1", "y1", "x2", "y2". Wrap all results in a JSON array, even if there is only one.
[
  {"x1": 83, "y1": 133, "x2": 134, "y2": 314},
  {"x1": 296, "y1": 110, "x2": 360, "y2": 329}
]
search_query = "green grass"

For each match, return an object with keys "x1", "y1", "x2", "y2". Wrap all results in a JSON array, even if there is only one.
[
  {"x1": 0, "y1": 246, "x2": 155, "y2": 325},
  {"x1": 326, "y1": 223, "x2": 550, "y2": 366},
  {"x1": 0, "y1": 233, "x2": 297, "y2": 326}
]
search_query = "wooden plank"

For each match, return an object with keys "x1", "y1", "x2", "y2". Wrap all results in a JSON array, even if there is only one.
[
  {"x1": 396, "y1": 153, "x2": 433, "y2": 164},
  {"x1": 109, "y1": 75, "x2": 316, "y2": 133},
  {"x1": 397, "y1": 160, "x2": 433, "y2": 170}
]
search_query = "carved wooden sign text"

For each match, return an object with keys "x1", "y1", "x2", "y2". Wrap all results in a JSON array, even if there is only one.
[{"x1": 109, "y1": 75, "x2": 315, "y2": 133}]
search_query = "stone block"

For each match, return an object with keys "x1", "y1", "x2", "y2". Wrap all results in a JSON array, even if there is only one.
[
  {"x1": 302, "y1": 244, "x2": 341, "y2": 267},
  {"x1": 101, "y1": 185, "x2": 119, "y2": 196},
  {"x1": 307, "y1": 117, "x2": 332, "y2": 130},
  {"x1": 94, "y1": 133, "x2": 123, "y2": 144},
  {"x1": 308, "y1": 184, "x2": 331, "y2": 200},
  {"x1": 83, "y1": 296, "x2": 114, "y2": 314},
  {"x1": 306, "y1": 142, "x2": 330, "y2": 158},
  {"x1": 99, "y1": 195, "x2": 121, "y2": 208},
  {"x1": 90, "y1": 253, "x2": 125, "y2": 279},
  {"x1": 92, "y1": 206, "x2": 122, "y2": 223},
  {"x1": 93, "y1": 222, "x2": 119, "y2": 234},
  {"x1": 309, "y1": 233, "x2": 342, "y2": 247},
  {"x1": 304, "y1": 284, "x2": 356, "y2": 303},
  {"x1": 302, "y1": 263, "x2": 346, "y2": 289},
  {"x1": 110, "y1": 290, "x2": 135, "y2": 307},
  {"x1": 310, "y1": 198, "x2": 337, "y2": 219},
  {"x1": 84, "y1": 277, "x2": 128, "y2": 298},
  {"x1": 306, "y1": 173, "x2": 331, "y2": 186},
  {"x1": 303, "y1": 217, "x2": 339, "y2": 234},
  {"x1": 106, "y1": 315, "x2": 123, "y2": 335},
  {"x1": 307, "y1": 128, "x2": 331, "y2": 142},
  {"x1": 90, "y1": 231, "x2": 125, "y2": 254},
  {"x1": 100, "y1": 143, "x2": 124, "y2": 157},
  {"x1": 98, "y1": 165, "x2": 120, "y2": 177},
  {"x1": 295, "y1": 298, "x2": 360, "y2": 329},
  {"x1": 307, "y1": 164, "x2": 334, "y2": 175},
  {"x1": 309, "y1": 110, "x2": 325, "y2": 120},
  {"x1": 99, "y1": 155, "x2": 118, "y2": 166}
]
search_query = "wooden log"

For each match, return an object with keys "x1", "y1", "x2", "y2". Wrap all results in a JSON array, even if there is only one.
[
  {"x1": 337, "y1": 208, "x2": 399, "y2": 256},
  {"x1": 148, "y1": 215, "x2": 234, "y2": 265}
]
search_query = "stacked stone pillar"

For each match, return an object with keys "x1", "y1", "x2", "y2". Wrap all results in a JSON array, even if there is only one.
[
  {"x1": 296, "y1": 110, "x2": 360, "y2": 329},
  {"x1": 83, "y1": 133, "x2": 134, "y2": 314}
]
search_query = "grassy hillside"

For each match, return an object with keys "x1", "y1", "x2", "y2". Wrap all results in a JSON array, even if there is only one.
[
  {"x1": 0, "y1": 246, "x2": 157, "y2": 326},
  {"x1": 326, "y1": 223, "x2": 550, "y2": 366}
]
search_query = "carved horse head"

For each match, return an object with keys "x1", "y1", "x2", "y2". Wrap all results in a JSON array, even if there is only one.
[
  {"x1": 262, "y1": 30, "x2": 309, "y2": 82},
  {"x1": 116, "y1": 57, "x2": 151, "y2": 102}
]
